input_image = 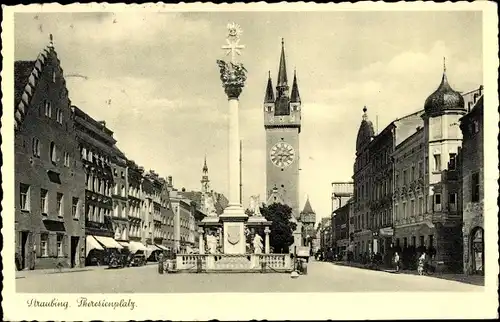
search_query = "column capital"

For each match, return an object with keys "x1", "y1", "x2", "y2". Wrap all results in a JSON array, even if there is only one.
[
  {"x1": 264, "y1": 226, "x2": 271, "y2": 234},
  {"x1": 225, "y1": 85, "x2": 243, "y2": 99},
  {"x1": 198, "y1": 227, "x2": 204, "y2": 234}
]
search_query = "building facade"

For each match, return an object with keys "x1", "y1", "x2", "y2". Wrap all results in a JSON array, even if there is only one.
[
  {"x1": 459, "y1": 87, "x2": 484, "y2": 275},
  {"x1": 14, "y1": 38, "x2": 86, "y2": 270},
  {"x1": 111, "y1": 148, "x2": 129, "y2": 244},
  {"x1": 126, "y1": 160, "x2": 145, "y2": 245},
  {"x1": 421, "y1": 63, "x2": 468, "y2": 272},
  {"x1": 333, "y1": 201, "x2": 350, "y2": 258},
  {"x1": 352, "y1": 107, "x2": 375, "y2": 260}
]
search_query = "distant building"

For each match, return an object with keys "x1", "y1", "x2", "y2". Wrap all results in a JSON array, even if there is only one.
[
  {"x1": 14, "y1": 37, "x2": 86, "y2": 270},
  {"x1": 300, "y1": 197, "x2": 316, "y2": 247},
  {"x1": 459, "y1": 86, "x2": 484, "y2": 275},
  {"x1": 333, "y1": 201, "x2": 350, "y2": 257}
]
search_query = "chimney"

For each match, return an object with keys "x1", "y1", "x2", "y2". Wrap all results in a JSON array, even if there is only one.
[
  {"x1": 98, "y1": 120, "x2": 106, "y2": 127},
  {"x1": 167, "y1": 176, "x2": 173, "y2": 187}
]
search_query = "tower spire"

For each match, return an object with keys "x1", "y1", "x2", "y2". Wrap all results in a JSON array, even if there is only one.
[
  {"x1": 442, "y1": 56, "x2": 449, "y2": 84},
  {"x1": 290, "y1": 68, "x2": 301, "y2": 103},
  {"x1": 203, "y1": 155, "x2": 208, "y2": 173},
  {"x1": 276, "y1": 38, "x2": 289, "y2": 94},
  {"x1": 264, "y1": 71, "x2": 275, "y2": 103}
]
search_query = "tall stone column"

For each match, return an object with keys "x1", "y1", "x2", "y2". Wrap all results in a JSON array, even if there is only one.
[
  {"x1": 264, "y1": 227, "x2": 271, "y2": 254},
  {"x1": 217, "y1": 23, "x2": 249, "y2": 255}
]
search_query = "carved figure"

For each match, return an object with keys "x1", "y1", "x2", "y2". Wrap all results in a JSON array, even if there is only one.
[
  {"x1": 206, "y1": 233, "x2": 218, "y2": 254},
  {"x1": 253, "y1": 234, "x2": 263, "y2": 254}
]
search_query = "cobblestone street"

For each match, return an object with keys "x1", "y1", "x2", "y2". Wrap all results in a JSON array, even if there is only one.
[{"x1": 16, "y1": 260, "x2": 483, "y2": 293}]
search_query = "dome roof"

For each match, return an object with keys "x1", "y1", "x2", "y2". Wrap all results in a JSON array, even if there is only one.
[
  {"x1": 356, "y1": 107, "x2": 375, "y2": 151},
  {"x1": 424, "y1": 61, "x2": 465, "y2": 116}
]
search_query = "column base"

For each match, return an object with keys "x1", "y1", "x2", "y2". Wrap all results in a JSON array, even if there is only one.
[{"x1": 220, "y1": 204, "x2": 248, "y2": 219}]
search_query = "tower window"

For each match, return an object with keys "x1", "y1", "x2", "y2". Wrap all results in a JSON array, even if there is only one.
[
  {"x1": 433, "y1": 154, "x2": 441, "y2": 171},
  {"x1": 281, "y1": 138, "x2": 284, "y2": 140},
  {"x1": 281, "y1": 184, "x2": 284, "y2": 188}
]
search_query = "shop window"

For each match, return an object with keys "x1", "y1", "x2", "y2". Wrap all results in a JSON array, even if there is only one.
[
  {"x1": 40, "y1": 233, "x2": 49, "y2": 257},
  {"x1": 449, "y1": 193, "x2": 457, "y2": 211},
  {"x1": 449, "y1": 153, "x2": 457, "y2": 170},
  {"x1": 56, "y1": 193, "x2": 63, "y2": 217},
  {"x1": 32, "y1": 138, "x2": 41, "y2": 157},
  {"x1": 72, "y1": 197, "x2": 79, "y2": 219},
  {"x1": 471, "y1": 172, "x2": 480, "y2": 202},
  {"x1": 44, "y1": 100, "x2": 52, "y2": 117},
  {"x1": 50, "y1": 142, "x2": 57, "y2": 163},
  {"x1": 411, "y1": 236, "x2": 416, "y2": 247},
  {"x1": 20, "y1": 183, "x2": 30, "y2": 211},
  {"x1": 434, "y1": 194, "x2": 442, "y2": 212},
  {"x1": 40, "y1": 189, "x2": 48, "y2": 214},
  {"x1": 420, "y1": 236, "x2": 425, "y2": 247},
  {"x1": 433, "y1": 154, "x2": 441, "y2": 171},
  {"x1": 429, "y1": 235, "x2": 434, "y2": 247},
  {"x1": 57, "y1": 234, "x2": 64, "y2": 257},
  {"x1": 403, "y1": 237, "x2": 408, "y2": 248}
]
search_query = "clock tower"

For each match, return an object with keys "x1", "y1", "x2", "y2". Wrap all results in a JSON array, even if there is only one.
[{"x1": 264, "y1": 39, "x2": 301, "y2": 221}]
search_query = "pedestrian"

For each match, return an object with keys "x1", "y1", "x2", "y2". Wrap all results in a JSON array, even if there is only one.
[
  {"x1": 394, "y1": 252, "x2": 400, "y2": 272},
  {"x1": 417, "y1": 252, "x2": 426, "y2": 275}
]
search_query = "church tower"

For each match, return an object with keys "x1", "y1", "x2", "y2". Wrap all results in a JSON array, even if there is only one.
[
  {"x1": 264, "y1": 39, "x2": 302, "y2": 221},
  {"x1": 201, "y1": 155, "x2": 210, "y2": 194}
]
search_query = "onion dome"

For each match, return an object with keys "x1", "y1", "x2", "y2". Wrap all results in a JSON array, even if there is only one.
[
  {"x1": 424, "y1": 58, "x2": 465, "y2": 116},
  {"x1": 356, "y1": 106, "x2": 375, "y2": 152}
]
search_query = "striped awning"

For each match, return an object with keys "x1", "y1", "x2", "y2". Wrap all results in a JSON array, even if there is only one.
[
  {"x1": 86, "y1": 236, "x2": 104, "y2": 256},
  {"x1": 93, "y1": 236, "x2": 123, "y2": 249},
  {"x1": 155, "y1": 244, "x2": 168, "y2": 251},
  {"x1": 129, "y1": 241, "x2": 147, "y2": 253}
]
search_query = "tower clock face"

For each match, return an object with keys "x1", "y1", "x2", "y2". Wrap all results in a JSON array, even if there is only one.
[{"x1": 270, "y1": 142, "x2": 295, "y2": 168}]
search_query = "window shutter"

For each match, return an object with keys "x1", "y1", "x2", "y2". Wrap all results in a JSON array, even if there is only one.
[
  {"x1": 49, "y1": 232, "x2": 57, "y2": 257},
  {"x1": 35, "y1": 233, "x2": 41, "y2": 257},
  {"x1": 63, "y1": 234, "x2": 68, "y2": 257}
]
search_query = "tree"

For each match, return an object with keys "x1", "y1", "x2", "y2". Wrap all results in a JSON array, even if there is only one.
[{"x1": 260, "y1": 203, "x2": 297, "y2": 254}]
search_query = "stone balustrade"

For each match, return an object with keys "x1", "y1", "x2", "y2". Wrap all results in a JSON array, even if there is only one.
[{"x1": 174, "y1": 253, "x2": 292, "y2": 273}]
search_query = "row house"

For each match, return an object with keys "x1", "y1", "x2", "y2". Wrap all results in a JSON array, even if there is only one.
[
  {"x1": 73, "y1": 106, "x2": 125, "y2": 265},
  {"x1": 126, "y1": 160, "x2": 145, "y2": 246},
  {"x1": 14, "y1": 36, "x2": 86, "y2": 270},
  {"x1": 459, "y1": 88, "x2": 484, "y2": 275},
  {"x1": 332, "y1": 199, "x2": 350, "y2": 257},
  {"x1": 351, "y1": 61, "x2": 482, "y2": 273}
]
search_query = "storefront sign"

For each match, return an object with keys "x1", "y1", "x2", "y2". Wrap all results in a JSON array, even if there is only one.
[{"x1": 379, "y1": 227, "x2": 394, "y2": 237}]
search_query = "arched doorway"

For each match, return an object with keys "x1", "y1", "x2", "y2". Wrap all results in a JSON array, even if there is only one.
[{"x1": 470, "y1": 227, "x2": 484, "y2": 275}]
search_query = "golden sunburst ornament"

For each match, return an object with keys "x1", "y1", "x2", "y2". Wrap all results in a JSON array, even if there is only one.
[{"x1": 227, "y1": 22, "x2": 243, "y2": 40}]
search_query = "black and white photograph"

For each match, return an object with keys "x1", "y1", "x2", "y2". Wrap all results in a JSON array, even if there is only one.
[{"x1": 2, "y1": 2, "x2": 498, "y2": 321}]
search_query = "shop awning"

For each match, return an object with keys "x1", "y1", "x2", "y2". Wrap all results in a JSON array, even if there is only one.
[
  {"x1": 118, "y1": 242, "x2": 130, "y2": 248},
  {"x1": 145, "y1": 244, "x2": 162, "y2": 258},
  {"x1": 155, "y1": 244, "x2": 168, "y2": 251},
  {"x1": 86, "y1": 236, "x2": 104, "y2": 256},
  {"x1": 93, "y1": 236, "x2": 123, "y2": 249},
  {"x1": 129, "y1": 241, "x2": 147, "y2": 253}
]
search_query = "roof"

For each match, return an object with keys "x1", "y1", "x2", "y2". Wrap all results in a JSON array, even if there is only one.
[
  {"x1": 14, "y1": 60, "x2": 35, "y2": 107},
  {"x1": 264, "y1": 72, "x2": 275, "y2": 103},
  {"x1": 14, "y1": 43, "x2": 69, "y2": 131},
  {"x1": 290, "y1": 70, "x2": 301, "y2": 103},
  {"x1": 424, "y1": 62, "x2": 465, "y2": 116},
  {"x1": 276, "y1": 38, "x2": 288, "y2": 88},
  {"x1": 301, "y1": 197, "x2": 315, "y2": 214},
  {"x1": 356, "y1": 107, "x2": 375, "y2": 151}
]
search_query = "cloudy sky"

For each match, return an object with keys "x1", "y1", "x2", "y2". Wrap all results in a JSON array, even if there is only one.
[{"x1": 14, "y1": 10, "x2": 482, "y2": 222}]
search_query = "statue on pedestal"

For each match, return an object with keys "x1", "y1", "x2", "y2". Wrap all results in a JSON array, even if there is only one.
[
  {"x1": 205, "y1": 194, "x2": 217, "y2": 217},
  {"x1": 206, "y1": 233, "x2": 218, "y2": 254},
  {"x1": 253, "y1": 233, "x2": 263, "y2": 254}
]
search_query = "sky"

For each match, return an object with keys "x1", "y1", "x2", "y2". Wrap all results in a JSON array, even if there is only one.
[{"x1": 14, "y1": 11, "x2": 483, "y2": 223}]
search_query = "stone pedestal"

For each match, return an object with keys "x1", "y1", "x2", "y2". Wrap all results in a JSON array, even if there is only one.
[{"x1": 220, "y1": 207, "x2": 247, "y2": 254}]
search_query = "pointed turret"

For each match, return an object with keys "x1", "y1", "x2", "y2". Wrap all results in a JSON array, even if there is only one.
[
  {"x1": 301, "y1": 196, "x2": 315, "y2": 215},
  {"x1": 264, "y1": 71, "x2": 275, "y2": 103},
  {"x1": 276, "y1": 38, "x2": 289, "y2": 98},
  {"x1": 290, "y1": 69, "x2": 301, "y2": 103},
  {"x1": 203, "y1": 155, "x2": 208, "y2": 174}
]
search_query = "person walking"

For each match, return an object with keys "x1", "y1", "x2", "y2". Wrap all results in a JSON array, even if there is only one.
[
  {"x1": 394, "y1": 252, "x2": 400, "y2": 272},
  {"x1": 417, "y1": 252, "x2": 426, "y2": 275}
]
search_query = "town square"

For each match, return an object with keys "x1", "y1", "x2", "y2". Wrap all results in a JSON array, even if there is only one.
[{"x1": 2, "y1": 3, "x2": 498, "y2": 321}]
